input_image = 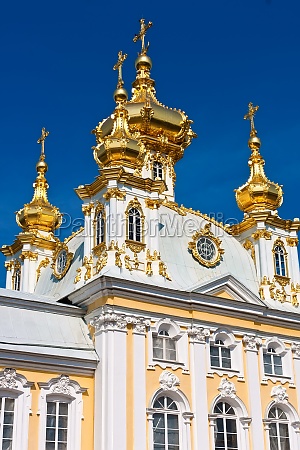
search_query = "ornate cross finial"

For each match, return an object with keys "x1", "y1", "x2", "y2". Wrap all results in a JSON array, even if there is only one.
[
  {"x1": 133, "y1": 18, "x2": 153, "y2": 55},
  {"x1": 37, "y1": 127, "x2": 50, "y2": 157},
  {"x1": 244, "y1": 102, "x2": 259, "y2": 137},
  {"x1": 113, "y1": 51, "x2": 128, "y2": 88}
]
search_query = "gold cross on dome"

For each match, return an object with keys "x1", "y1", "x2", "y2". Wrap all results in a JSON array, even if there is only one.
[
  {"x1": 37, "y1": 127, "x2": 50, "y2": 156},
  {"x1": 133, "y1": 18, "x2": 153, "y2": 55},
  {"x1": 244, "y1": 102, "x2": 259, "y2": 137},
  {"x1": 113, "y1": 51, "x2": 128, "y2": 88}
]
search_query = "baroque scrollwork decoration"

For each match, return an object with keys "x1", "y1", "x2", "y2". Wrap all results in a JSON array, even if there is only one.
[
  {"x1": 52, "y1": 242, "x2": 73, "y2": 280},
  {"x1": 0, "y1": 369, "x2": 18, "y2": 389},
  {"x1": 271, "y1": 385, "x2": 288, "y2": 403},
  {"x1": 187, "y1": 326, "x2": 210, "y2": 343},
  {"x1": 243, "y1": 334, "x2": 262, "y2": 351},
  {"x1": 51, "y1": 375, "x2": 71, "y2": 395},
  {"x1": 218, "y1": 378, "x2": 236, "y2": 398},
  {"x1": 188, "y1": 223, "x2": 224, "y2": 268},
  {"x1": 90, "y1": 310, "x2": 150, "y2": 332},
  {"x1": 159, "y1": 371, "x2": 180, "y2": 391}
]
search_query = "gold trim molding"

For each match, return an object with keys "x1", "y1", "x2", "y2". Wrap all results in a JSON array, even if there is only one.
[
  {"x1": 286, "y1": 237, "x2": 299, "y2": 247},
  {"x1": 52, "y1": 243, "x2": 73, "y2": 279},
  {"x1": 188, "y1": 223, "x2": 224, "y2": 268},
  {"x1": 103, "y1": 188, "x2": 126, "y2": 201}
]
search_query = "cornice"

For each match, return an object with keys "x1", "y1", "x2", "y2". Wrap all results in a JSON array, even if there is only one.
[
  {"x1": 0, "y1": 289, "x2": 85, "y2": 317},
  {"x1": 67, "y1": 275, "x2": 300, "y2": 331},
  {"x1": 231, "y1": 213, "x2": 300, "y2": 235},
  {"x1": 75, "y1": 167, "x2": 166, "y2": 200}
]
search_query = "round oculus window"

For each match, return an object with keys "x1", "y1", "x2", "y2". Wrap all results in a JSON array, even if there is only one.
[
  {"x1": 56, "y1": 249, "x2": 67, "y2": 274},
  {"x1": 196, "y1": 237, "x2": 216, "y2": 262}
]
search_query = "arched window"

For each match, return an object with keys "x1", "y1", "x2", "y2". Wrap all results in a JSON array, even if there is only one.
[
  {"x1": 153, "y1": 330, "x2": 176, "y2": 361},
  {"x1": 210, "y1": 339, "x2": 231, "y2": 369},
  {"x1": 95, "y1": 210, "x2": 105, "y2": 246},
  {"x1": 128, "y1": 207, "x2": 141, "y2": 242},
  {"x1": 263, "y1": 346, "x2": 283, "y2": 376},
  {"x1": 153, "y1": 396, "x2": 179, "y2": 450},
  {"x1": 153, "y1": 162, "x2": 163, "y2": 180},
  {"x1": 273, "y1": 244, "x2": 287, "y2": 277},
  {"x1": 214, "y1": 401, "x2": 238, "y2": 450},
  {"x1": 13, "y1": 268, "x2": 21, "y2": 291},
  {"x1": 268, "y1": 406, "x2": 290, "y2": 450}
]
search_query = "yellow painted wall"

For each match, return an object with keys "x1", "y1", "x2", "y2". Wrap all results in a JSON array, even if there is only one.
[{"x1": 0, "y1": 367, "x2": 94, "y2": 450}]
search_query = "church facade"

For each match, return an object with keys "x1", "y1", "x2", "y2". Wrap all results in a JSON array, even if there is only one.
[{"x1": 1, "y1": 19, "x2": 300, "y2": 450}]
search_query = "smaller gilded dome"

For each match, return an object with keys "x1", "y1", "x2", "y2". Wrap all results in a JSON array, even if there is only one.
[
  {"x1": 16, "y1": 131, "x2": 62, "y2": 233},
  {"x1": 235, "y1": 104, "x2": 283, "y2": 213}
]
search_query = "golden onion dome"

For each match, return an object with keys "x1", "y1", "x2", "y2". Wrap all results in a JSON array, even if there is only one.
[
  {"x1": 16, "y1": 129, "x2": 62, "y2": 233},
  {"x1": 235, "y1": 103, "x2": 283, "y2": 213},
  {"x1": 92, "y1": 21, "x2": 196, "y2": 170}
]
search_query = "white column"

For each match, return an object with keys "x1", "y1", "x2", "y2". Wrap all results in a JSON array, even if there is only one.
[
  {"x1": 188, "y1": 326, "x2": 210, "y2": 450},
  {"x1": 243, "y1": 335, "x2": 264, "y2": 450},
  {"x1": 91, "y1": 310, "x2": 128, "y2": 450},
  {"x1": 258, "y1": 237, "x2": 268, "y2": 279},
  {"x1": 291, "y1": 344, "x2": 300, "y2": 412},
  {"x1": 21, "y1": 257, "x2": 30, "y2": 292},
  {"x1": 109, "y1": 197, "x2": 117, "y2": 242},
  {"x1": 83, "y1": 206, "x2": 92, "y2": 256},
  {"x1": 288, "y1": 244, "x2": 300, "y2": 283},
  {"x1": 132, "y1": 318, "x2": 150, "y2": 450}
]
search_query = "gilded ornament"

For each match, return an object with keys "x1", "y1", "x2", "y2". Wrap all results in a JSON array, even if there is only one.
[
  {"x1": 20, "y1": 251, "x2": 38, "y2": 261},
  {"x1": 4, "y1": 261, "x2": 13, "y2": 271},
  {"x1": 146, "y1": 249, "x2": 161, "y2": 261},
  {"x1": 36, "y1": 257, "x2": 50, "y2": 281},
  {"x1": 125, "y1": 240, "x2": 146, "y2": 253},
  {"x1": 133, "y1": 18, "x2": 153, "y2": 56},
  {"x1": 244, "y1": 102, "x2": 259, "y2": 137},
  {"x1": 144, "y1": 198, "x2": 162, "y2": 210},
  {"x1": 113, "y1": 50, "x2": 127, "y2": 89},
  {"x1": 103, "y1": 188, "x2": 126, "y2": 201},
  {"x1": 145, "y1": 260, "x2": 153, "y2": 276},
  {"x1": 159, "y1": 260, "x2": 171, "y2": 281},
  {"x1": 83, "y1": 256, "x2": 93, "y2": 281},
  {"x1": 269, "y1": 281, "x2": 276, "y2": 299},
  {"x1": 286, "y1": 237, "x2": 298, "y2": 247},
  {"x1": 82, "y1": 203, "x2": 93, "y2": 216},
  {"x1": 252, "y1": 230, "x2": 272, "y2": 240},
  {"x1": 124, "y1": 255, "x2": 133, "y2": 271},
  {"x1": 74, "y1": 268, "x2": 82, "y2": 284},
  {"x1": 93, "y1": 242, "x2": 107, "y2": 257},
  {"x1": 95, "y1": 251, "x2": 108, "y2": 274},
  {"x1": 52, "y1": 243, "x2": 73, "y2": 279},
  {"x1": 188, "y1": 223, "x2": 224, "y2": 268},
  {"x1": 243, "y1": 239, "x2": 255, "y2": 262},
  {"x1": 115, "y1": 251, "x2": 122, "y2": 268},
  {"x1": 274, "y1": 275, "x2": 290, "y2": 287}
]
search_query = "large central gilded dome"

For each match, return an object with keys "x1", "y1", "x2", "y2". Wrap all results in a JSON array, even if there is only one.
[{"x1": 92, "y1": 23, "x2": 196, "y2": 172}]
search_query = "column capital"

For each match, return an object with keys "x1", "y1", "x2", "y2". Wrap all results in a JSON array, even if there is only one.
[
  {"x1": 187, "y1": 326, "x2": 210, "y2": 343},
  {"x1": 291, "y1": 342, "x2": 300, "y2": 359},
  {"x1": 243, "y1": 334, "x2": 262, "y2": 352},
  {"x1": 90, "y1": 309, "x2": 150, "y2": 333}
]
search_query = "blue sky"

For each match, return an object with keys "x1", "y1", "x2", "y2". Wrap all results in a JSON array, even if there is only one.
[{"x1": 0, "y1": 0, "x2": 300, "y2": 285}]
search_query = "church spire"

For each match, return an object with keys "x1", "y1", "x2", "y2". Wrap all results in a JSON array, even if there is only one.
[
  {"x1": 16, "y1": 128, "x2": 62, "y2": 233},
  {"x1": 235, "y1": 103, "x2": 283, "y2": 214}
]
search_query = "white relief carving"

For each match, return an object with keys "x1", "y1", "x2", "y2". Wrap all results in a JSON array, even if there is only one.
[
  {"x1": 159, "y1": 371, "x2": 180, "y2": 391},
  {"x1": 0, "y1": 368, "x2": 17, "y2": 389},
  {"x1": 51, "y1": 375, "x2": 71, "y2": 395},
  {"x1": 218, "y1": 378, "x2": 236, "y2": 398},
  {"x1": 187, "y1": 326, "x2": 210, "y2": 342},
  {"x1": 90, "y1": 312, "x2": 150, "y2": 332},
  {"x1": 271, "y1": 385, "x2": 288, "y2": 403},
  {"x1": 291, "y1": 343, "x2": 300, "y2": 358},
  {"x1": 243, "y1": 334, "x2": 262, "y2": 351}
]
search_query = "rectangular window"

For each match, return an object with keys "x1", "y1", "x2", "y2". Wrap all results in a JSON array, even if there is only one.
[
  {"x1": 46, "y1": 401, "x2": 68, "y2": 450},
  {"x1": 0, "y1": 397, "x2": 15, "y2": 450},
  {"x1": 153, "y1": 337, "x2": 176, "y2": 361}
]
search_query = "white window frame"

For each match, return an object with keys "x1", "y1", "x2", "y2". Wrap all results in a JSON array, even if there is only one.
[
  {"x1": 147, "y1": 388, "x2": 193, "y2": 450},
  {"x1": 38, "y1": 375, "x2": 87, "y2": 450},
  {"x1": 0, "y1": 368, "x2": 33, "y2": 450},
  {"x1": 148, "y1": 318, "x2": 189, "y2": 372},
  {"x1": 209, "y1": 394, "x2": 251, "y2": 450},
  {"x1": 153, "y1": 161, "x2": 163, "y2": 180},
  {"x1": 260, "y1": 338, "x2": 292, "y2": 384},
  {"x1": 207, "y1": 329, "x2": 243, "y2": 380},
  {"x1": 263, "y1": 401, "x2": 300, "y2": 450}
]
